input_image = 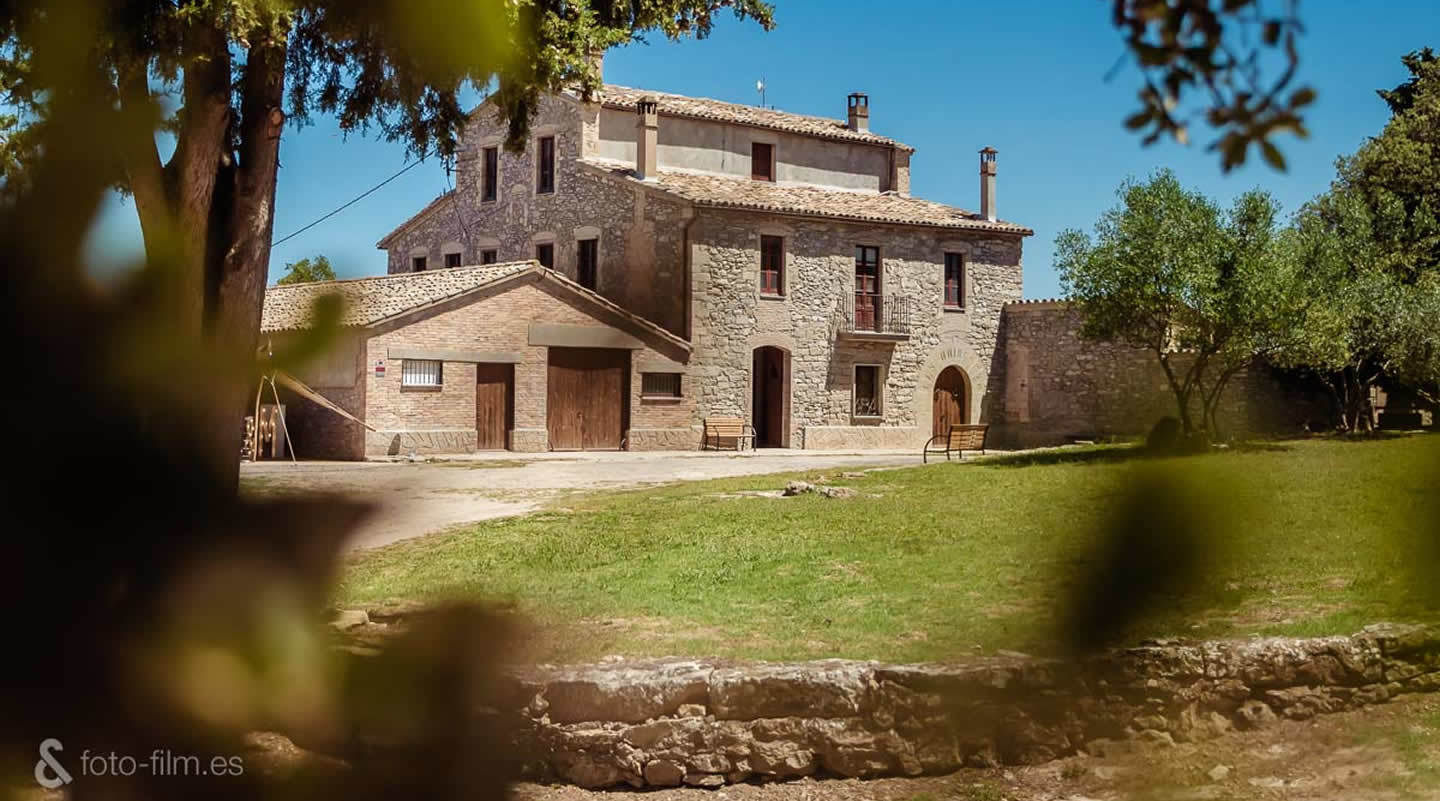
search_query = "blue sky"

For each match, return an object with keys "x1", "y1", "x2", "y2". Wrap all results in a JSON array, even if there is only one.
[{"x1": 83, "y1": 0, "x2": 1440, "y2": 299}]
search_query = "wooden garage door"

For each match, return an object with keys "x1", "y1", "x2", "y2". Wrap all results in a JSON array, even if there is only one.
[
  {"x1": 547, "y1": 348, "x2": 629, "y2": 450},
  {"x1": 475, "y1": 363, "x2": 513, "y2": 450}
]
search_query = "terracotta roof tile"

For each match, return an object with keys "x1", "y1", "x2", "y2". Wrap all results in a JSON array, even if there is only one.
[
  {"x1": 599, "y1": 85, "x2": 912, "y2": 151},
  {"x1": 580, "y1": 158, "x2": 1033, "y2": 235},
  {"x1": 261, "y1": 261, "x2": 535, "y2": 332}
]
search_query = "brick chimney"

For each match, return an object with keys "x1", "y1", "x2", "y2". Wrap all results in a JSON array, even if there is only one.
[
  {"x1": 635, "y1": 96, "x2": 659, "y2": 180},
  {"x1": 847, "y1": 92, "x2": 869, "y2": 133},
  {"x1": 979, "y1": 147, "x2": 998, "y2": 222}
]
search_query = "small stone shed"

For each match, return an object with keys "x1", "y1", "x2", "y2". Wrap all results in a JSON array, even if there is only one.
[{"x1": 261, "y1": 261, "x2": 693, "y2": 458}]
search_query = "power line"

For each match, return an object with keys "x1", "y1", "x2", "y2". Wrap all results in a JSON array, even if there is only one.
[{"x1": 271, "y1": 150, "x2": 432, "y2": 248}]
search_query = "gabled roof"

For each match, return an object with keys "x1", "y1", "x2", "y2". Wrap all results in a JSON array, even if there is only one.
[
  {"x1": 375, "y1": 189, "x2": 454, "y2": 249},
  {"x1": 579, "y1": 158, "x2": 1033, "y2": 236},
  {"x1": 598, "y1": 85, "x2": 912, "y2": 152},
  {"x1": 260, "y1": 262, "x2": 690, "y2": 353}
]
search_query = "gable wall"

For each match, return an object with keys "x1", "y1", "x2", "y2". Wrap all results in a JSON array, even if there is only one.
[{"x1": 381, "y1": 96, "x2": 691, "y2": 336}]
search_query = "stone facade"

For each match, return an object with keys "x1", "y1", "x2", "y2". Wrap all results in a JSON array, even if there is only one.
[{"x1": 990, "y1": 302, "x2": 1333, "y2": 448}]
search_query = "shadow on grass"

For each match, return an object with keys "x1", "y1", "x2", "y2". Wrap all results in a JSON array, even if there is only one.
[{"x1": 974, "y1": 440, "x2": 1293, "y2": 469}]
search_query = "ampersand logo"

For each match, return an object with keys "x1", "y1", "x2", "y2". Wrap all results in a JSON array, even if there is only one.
[{"x1": 34, "y1": 738, "x2": 73, "y2": 789}]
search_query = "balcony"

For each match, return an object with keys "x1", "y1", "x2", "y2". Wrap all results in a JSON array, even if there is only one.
[{"x1": 839, "y1": 293, "x2": 912, "y2": 340}]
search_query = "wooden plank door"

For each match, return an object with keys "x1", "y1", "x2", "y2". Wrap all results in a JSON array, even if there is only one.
[
  {"x1": 547, "y1": 348, "x2": 629, "y2": 450},
  {"x1": 932, "y1": 366, "x2": 967, "y2": 437},
  {"x1": 475, "y1": 363, "x2": 513, "y2": 450}
]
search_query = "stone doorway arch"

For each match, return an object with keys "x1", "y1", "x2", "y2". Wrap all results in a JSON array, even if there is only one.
[{"x1": 932, "y1": 366, "x2": 971, "y2": 437}]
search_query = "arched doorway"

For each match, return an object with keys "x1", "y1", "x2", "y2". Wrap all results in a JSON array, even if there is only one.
[
  {"x1": 932, "y1": 366, "x2": 969, "y2": 437},
  {"x1": 752, "y1": 346, "x2": 789, "y2": 448}
]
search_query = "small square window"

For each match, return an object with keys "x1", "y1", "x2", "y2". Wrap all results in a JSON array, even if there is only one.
[
  {"x1": 412, "y1": 256, "x2": 427, "y2": 272},
  {"x1": 577, "y1": 238, "x2": 598, "y2": 290},
  {"x1": 401, "y1": 359, "x2": 443, "y2": 388},
  {"x1": 537, "y1": 136, "x2": 556, "y2": 194},
  {"x1": 535, "y1": 242, "x2": 554, "y2": 268},
  {"x1": 481, "y1": 249, "x2": 498, "y2": 265},
  {"x1": 445, "y1": 252, "x2": 462, "y2": 269},
  {"x1": 641, "y1": 372, "x2": 682, "y2": 399},
  {"x1": 854, "y1": 365, "x2": 883, "y2": 417},
  {"x1": 944, "y1": 253, "x2": 965, "y2": 308},
  {"x1": 482, "y1": 146, "x2": 499, "y2": 202},
  {"x1": 760, "y1": 235, "x2": 784, "y2": 295},
  {"x1": 751, "y1": 142, "x2": 774, "y2": 181}
]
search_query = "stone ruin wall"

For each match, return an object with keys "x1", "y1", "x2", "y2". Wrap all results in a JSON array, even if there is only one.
[
  {"x1": 496, "y1": 624, "x2": 1440, "y2": 789},
  {"x1": 988, "y1": 301, "x2": 1333, "y2": 448}
]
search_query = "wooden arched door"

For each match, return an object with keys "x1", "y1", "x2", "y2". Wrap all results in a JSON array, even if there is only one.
[{"x1": 932, "y1": 366, "x2": 968, "y2": 437}]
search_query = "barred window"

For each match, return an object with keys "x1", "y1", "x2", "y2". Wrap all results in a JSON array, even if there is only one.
[
  {"x1": 401, "y1": 359, "x2": 443, "y2": 388},
  {"x1": 853, "y1": 364, "x2": 882, "y2": 417},
  {"x1": 641, "y1": 372, "x2": 682, "y2": 399}
]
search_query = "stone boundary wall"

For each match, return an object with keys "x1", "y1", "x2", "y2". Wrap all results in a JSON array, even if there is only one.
[{"x1": 502, "y1": 624, "x2": 1440, "y2": 789}]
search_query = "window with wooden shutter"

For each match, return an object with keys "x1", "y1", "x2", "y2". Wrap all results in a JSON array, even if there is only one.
[
  {"x1": 759, "y1": 235, "x2": 784, "y2": 295},
  {"x1": 537, "y1": 136, "x2": 556, "y2": 193},
  {"x1": 944, "y1": 252, "x2": 965, "y2": 308},
  {"x1": 482, "y1": 146, "x2": 498, "y2": 202},
  {"x1": 401, "y1": 359, "x2": 443, "y2": 388},
  {"x1": 751, "y1": 142, "x2": 774, "y2": 181},
  {"x1": 577, "y1": 238, "x2": 598, "y2": 289}
]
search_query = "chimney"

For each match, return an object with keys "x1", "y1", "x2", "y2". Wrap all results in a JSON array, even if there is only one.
[
  {"x1": 979, "y1": 147, "x2": 998, "y2": 222},
  {"x1": 587, "y1": 48, "x2": 605, "y2": 83},
  {"x1": 847, "y1": 92, "x2": 869, "y2": 132},
  {"x1": 635, "y1": 96, "x2": 658, "y2": 180}
]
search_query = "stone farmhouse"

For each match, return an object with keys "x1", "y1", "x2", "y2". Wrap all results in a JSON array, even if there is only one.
[{"x1": 263, "y1": 66, "x2": 1314, "y2": 458}]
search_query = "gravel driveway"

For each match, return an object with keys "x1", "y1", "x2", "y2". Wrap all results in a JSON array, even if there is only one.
[{"x1": 241, "y1": 450, "x2": 917, "y2": 550}]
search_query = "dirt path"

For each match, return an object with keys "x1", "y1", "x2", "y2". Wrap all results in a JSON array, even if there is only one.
[
  {"x1": 241, "y1": 450, "x2": 917, "y2": 550},
  {"x1": 509, "y1": 692, "x2": 1440, "y2": 801}
]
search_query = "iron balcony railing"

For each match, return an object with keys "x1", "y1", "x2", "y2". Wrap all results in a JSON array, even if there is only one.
[{"x1": 840, "y1": 293, "x2": 912, "y2": 337}]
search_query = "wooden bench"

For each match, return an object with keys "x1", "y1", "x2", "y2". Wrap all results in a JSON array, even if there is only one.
[
  {"x1": 703, "y1": 417, "x2": 756, "y2": 451},
  {"x1": 922, "y1": 424, "x2": 989, "y2": 463}
]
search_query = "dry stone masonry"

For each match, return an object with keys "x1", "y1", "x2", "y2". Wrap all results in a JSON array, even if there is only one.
[{"x1": 497, "y1": 624, "x2": 1440, "y2": 788}]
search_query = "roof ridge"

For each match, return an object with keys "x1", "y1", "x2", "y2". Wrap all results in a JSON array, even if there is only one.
[
  {"x1": 603, "y1": 83, "x2": 845, "y2": 124},
  {"x1": 268, "y1": 260, "x2": 538, "y2": 290}
]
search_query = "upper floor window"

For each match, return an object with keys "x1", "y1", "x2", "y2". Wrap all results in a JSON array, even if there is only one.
[
  {"x1": 577, "y1": 238, "x2": 598, "y2": 290},
  {"x1": 537, "y1": 136, "x2": 556, "y2": 194},
  {"x1": 944, "y1": 253, "x2": 965, "y2": 308},
  {"x1": 760, "y1": 235, "x2": 784, "y2": 296},
  {"x1": 401, "y1": 359, "x2": 443, "y2": 388},
  {"x1": 445, "y1": 252, "x2": 462, "y2": 269},
  {"x1": 481, "y1": 249, "x2": 499, "y2": 265},
  {"x1": 482, "y1": 146, "x2": 499, "y2": 202},
  {"x1": 751, "y1": 142, "x2": 774, "y2": 182},
  {"x1": 412, "y1": 255, "x2": 428, "y2": 272},
  {"x1": 535, "y1": 242, "x2": 554, "y2": 268}
]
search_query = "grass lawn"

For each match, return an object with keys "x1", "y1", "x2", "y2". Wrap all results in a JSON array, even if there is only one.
[{"x1": 336, "y1": 435, "x2": 1440, "y2": 664}]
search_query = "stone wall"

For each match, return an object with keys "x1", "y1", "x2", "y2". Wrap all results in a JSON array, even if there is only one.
[
  {"x1": 497, "y1": 624, "x2": 1440, "y2": 789},
  {"x1": 381, "y1": 96, "x2": 692, "y2": 336},
  {"x1": 990, "y1": 301, "x2": 1332, "y2": 448},
  {"x1": 689, "y1": 209, "x2": 1024, "y2": 450}
]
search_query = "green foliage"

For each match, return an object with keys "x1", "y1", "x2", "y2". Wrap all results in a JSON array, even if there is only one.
[
  {"x1": 1056, "y1": 171, "x2": 1304, "y2": 435},
  {"x1": 1110, "y1": 0, "x2": 1314, "y2": 172},
  {"x1": 275, "y1": 254, "x2": 336, "y2": 285}
]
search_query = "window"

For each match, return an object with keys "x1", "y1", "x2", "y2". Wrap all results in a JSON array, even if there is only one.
[
  {"x1": 944, "y1": 252, "x2": 965, "y2": 308},
  {"x1": 445, "y1": 252, "x2": 462, "y2": 269},
  {"x1": 481, "y1": 249, "x2": 499, "y2": 265},
  {"x1": 537, "y1": 136, "x2": 556, "y2": 194},
  {"x1": 577, "y1": 238, "x2": 598, "y2": 290},
  {"x1": 854, "y1": 365, "x2": 883, "y2": 417},
  {"x1": 535, "y1": 242, "x2": 554, "y2": 268},
  {"x1": 412, "y1": 255, "x2": 428, "y2": 272},
  {"x1": 401, "y1": 359, "x2": 443, "y2": 388},
  {"x1": 759, "y1": 235, "x2": 784, "y2": 296},
  {"x1": 482, "y1": 146, "x2": 498, "y2": 202},
  {"x1": 751, "y1": 142, "x2": 774, "y2": 181},
  {"x1": 641, "y1": 372, "x2": 682, "y2": 399}
]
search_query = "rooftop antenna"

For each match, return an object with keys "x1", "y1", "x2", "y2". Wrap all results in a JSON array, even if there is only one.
[{"x1": 756, "y1": 78, "x2": 766, "y2": 109}]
